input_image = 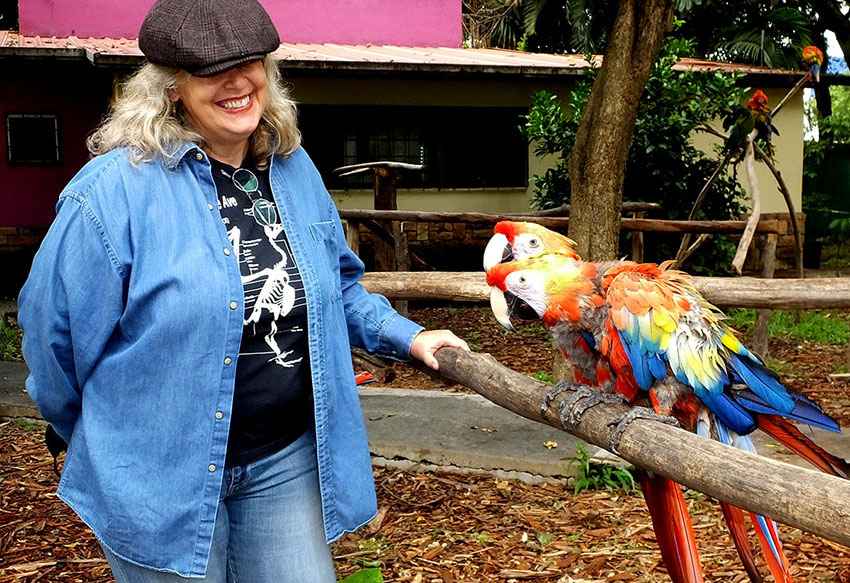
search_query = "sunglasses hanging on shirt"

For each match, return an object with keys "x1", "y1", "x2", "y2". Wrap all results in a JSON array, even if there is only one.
[{"x1": 231, "y1": 168, "x2": 280, "y2": 227}]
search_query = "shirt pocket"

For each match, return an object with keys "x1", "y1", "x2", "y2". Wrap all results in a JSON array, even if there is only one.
[{"x1": 308, "y1": 220, "x2": 342, "y2": 304}]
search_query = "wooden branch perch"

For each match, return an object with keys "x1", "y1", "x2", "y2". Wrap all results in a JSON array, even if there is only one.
[
  {"x1": 731, "y1": 130, "x2": 761, "y2": 275},
  {"x1": 433, "y1": 347, "x2": 850, "y2": 547},
  {"x1": 360, "y1": 272, "x2": 850, "y2": 308}
]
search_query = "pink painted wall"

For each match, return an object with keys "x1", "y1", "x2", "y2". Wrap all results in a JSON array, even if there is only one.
[{"x1": 19, "y1": 0, "x2": 462, "y2": 47}]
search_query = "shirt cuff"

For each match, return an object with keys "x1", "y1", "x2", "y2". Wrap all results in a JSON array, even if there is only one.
[{"x1": 378, "y1": 312, "x2": 425, "y2": 361}]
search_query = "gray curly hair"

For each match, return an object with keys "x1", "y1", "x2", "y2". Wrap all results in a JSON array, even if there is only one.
[{"x1": 87, "y1": 57, "x2": 300, "y2": 167}]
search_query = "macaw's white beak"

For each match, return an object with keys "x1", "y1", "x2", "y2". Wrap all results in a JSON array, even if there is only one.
[
  {"x1": 489, "y1": 286, "x2": 514, "y2": 331},
  {"x1": 483, "y1": 233, "x2": 511, "y2": 271}
]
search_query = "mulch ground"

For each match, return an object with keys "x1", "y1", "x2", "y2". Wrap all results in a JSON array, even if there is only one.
[{"x1": 3, "y1": 305, "x2": 850, "y2": 582}]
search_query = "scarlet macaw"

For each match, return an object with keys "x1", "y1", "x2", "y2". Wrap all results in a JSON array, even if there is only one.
[
  {"x1": 485, "y1": 224, "x2": 849, "y2": 582},
  {"x1": 802, "y1": 45, "x2": 824, "y2": 83},
  {"x1": 722, "y1": 90, "x2": 780, "y2": 159}
]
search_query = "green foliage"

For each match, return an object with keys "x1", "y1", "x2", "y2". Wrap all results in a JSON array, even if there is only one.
[
  {"x1": 677, "y1": 1, "x2": 815, "y2": 70},
  {"x1": 568, "y1": 444, "x2": 636, "y2": 494},
  {"x1": 804, "y1": 86, "x2": 850, "y2": 245},
  {"x1": 0, "y1": 317, "x2": 22, "y2": 362},
  {"x1": 725, "y1": 308, "x2": 849, "y2": 345},
  {"x1": 338, "y1": 568, "x2": 382, "y2": 583},
  {"x1": 522, "y1": 37, "x2": 746, "y2": 273}
]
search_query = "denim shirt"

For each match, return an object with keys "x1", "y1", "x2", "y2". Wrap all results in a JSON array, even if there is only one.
[{"x1": 18, "y1": 143, "x2": 423, "y2": 577}]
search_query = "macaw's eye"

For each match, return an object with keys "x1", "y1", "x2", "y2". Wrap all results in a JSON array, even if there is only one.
[
  {"x1": 518, "y1": 275, "x2": 527, "y2": 284},
  {"x1": 529, "y1": 238, "x2": 539, "y2": 248}
]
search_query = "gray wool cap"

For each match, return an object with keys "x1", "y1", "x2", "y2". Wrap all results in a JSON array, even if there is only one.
[{"x1": 138, "y1": 0, "x2": 281, "y2": 77}]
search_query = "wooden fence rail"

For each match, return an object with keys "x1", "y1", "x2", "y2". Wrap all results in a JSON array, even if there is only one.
[
  {"x1": 361, "y1": 272, "x2": 850, "y2": 309},
  {"x1": 339, "y1": 209, "x2": 783, "y2": 234}
]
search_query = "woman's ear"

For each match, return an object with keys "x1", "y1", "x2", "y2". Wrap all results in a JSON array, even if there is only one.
[{"x1": 167, "y1": 88, "x2": 179, "y2": 103}]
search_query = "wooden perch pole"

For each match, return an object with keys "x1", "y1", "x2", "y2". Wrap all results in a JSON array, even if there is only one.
[{"x1": 433, "y1": 347, "x2": 850, "y2": 547}]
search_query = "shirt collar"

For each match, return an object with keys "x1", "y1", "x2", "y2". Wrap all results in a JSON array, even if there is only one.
[{"x1": 162, "y1": 143, "x2": 206, "y2": 170}]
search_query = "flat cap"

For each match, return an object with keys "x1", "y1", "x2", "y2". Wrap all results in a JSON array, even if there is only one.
[{"x1": 139, "y1": 0, "x2": 280, "y2": 77}]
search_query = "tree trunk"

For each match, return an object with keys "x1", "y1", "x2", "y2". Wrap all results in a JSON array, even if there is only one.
[{"x1": 567, "y1": 0, "x2": 674, "y2": 261}]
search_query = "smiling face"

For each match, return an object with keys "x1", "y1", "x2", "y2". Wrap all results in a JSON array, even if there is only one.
[{"x1": 173, "y1": 60, "x2": 268, "y2": 164}]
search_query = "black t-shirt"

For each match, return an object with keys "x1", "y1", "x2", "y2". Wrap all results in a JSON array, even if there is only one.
[{"x1": 210, "y1": 156, "x2": 312, "y2": 467}]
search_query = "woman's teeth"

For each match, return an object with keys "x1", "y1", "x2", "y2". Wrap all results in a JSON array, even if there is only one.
[{"x1": 220, "y1": 95, "x2": 250, "y2": 110}]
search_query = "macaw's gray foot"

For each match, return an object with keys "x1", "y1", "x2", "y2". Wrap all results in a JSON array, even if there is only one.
[
  {"x1": 561, "y1": 389, "x2": 627, "y2": 430},
  {"x1": 541, "y1": 381, "x2": 626, "y2": 431},
  {"x1": 607, "y1": 407, "x2": 680, "y2": 456},
  {"x1": 540, "y1": 380, "x2": 584, "y2": 416}
]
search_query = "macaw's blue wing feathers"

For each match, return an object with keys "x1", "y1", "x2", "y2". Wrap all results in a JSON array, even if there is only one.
[
  {"x1": 620, "y1": 335, "x2": 668, "y2": 391},
  {"x1": 733, "y1": 388, "x2": 840, "y2": 433},
  {"x1": 728, "y1": 354, "x2": 795, "y2": 414},
  {"x1": 699, "y1": 392, "x2": 757, "y2": 436}
]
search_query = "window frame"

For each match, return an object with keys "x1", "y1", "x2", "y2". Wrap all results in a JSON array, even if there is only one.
[{"x1": 5, "y1": 113, "x2": 61, "y2": 166}]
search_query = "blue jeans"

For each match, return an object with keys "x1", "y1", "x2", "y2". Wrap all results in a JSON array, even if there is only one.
[{"x1": 100, "y1": 431, "x2": 337, "y2": 582}]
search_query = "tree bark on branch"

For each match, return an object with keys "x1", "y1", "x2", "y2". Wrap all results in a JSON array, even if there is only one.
[
  {"x1": 567, "y1": 0, "x2": 674, "y2": 261},
  {"x1": 433, "y1": 347, "x2": 850, "y2": 547}
]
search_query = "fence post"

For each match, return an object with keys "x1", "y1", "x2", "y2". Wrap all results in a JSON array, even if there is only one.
[{"x1": 752, "y1": 233, "x2": 778, "y2": 358}]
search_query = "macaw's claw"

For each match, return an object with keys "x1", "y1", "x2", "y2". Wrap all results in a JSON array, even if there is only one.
[
  {"x1": 540, "y1": 380, "x2": 585, "y2": 416},
  {"x1": 607, "y1": 407, "x2": 681, "y2": 456},
  {"x1": 542, "y1": 382, "x2": 626, "y2": 430}
]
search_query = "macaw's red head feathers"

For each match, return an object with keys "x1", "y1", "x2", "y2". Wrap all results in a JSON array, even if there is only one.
[
  {"x1": 483, "y1": 221, "x2": 579, "y2": 270},
  {"x1": 747, "y1": 90, "x2": 769, "y2": 112},
  {"x1": 802, "y1": 45, "x2": 824, "y2": 82},
  {"x1": 802, "y1": 45, "x2": 824, "y2": 65},
  {"x1": 485, "y1": 254, "x2": 597, "y2": 330}
]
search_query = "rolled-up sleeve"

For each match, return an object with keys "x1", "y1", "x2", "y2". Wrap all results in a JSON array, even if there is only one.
[{"x1": 18, "y1": 191, "x2": 126, "y2": 442}]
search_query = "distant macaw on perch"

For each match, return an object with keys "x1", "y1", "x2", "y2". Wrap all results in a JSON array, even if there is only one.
[
  {"x1": 722, "y1": 89, "x2": 780, "y2": 159},
  {"x1": 802, "y1": 45, "x2": 824, "y2": 83},
  {"x1": 484, "y1": 221, "x2": 850, "y2": 583}
]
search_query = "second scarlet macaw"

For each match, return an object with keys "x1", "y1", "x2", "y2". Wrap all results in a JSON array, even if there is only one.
[{"x1": 802, "y1": 45, "x2": 824, "y2": 82}]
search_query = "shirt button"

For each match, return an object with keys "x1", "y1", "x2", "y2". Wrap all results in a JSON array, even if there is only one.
[
  {"x1": 208, "y1": 203, "x2": 214, "y2": 210},
  {"x1": 208, "y1": 464, "x2": 216, "y2": 472},
  {"x1": 230, "y1": 301, "x2": 238, "y2": 309},
  {"x1": 215, "y1": 412, "x2": 223, "y2": 419},
  {"x1": 224, "y1": 357, "x2": 232, "y2": 365},
  {"x1": 223, "y1": 248, "x2": 231, "y2": 256},
  {"x1": 196, "y1": 152, "x2": 204, "y2": 161}
]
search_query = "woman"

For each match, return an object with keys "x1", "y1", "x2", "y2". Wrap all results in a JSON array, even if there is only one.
[{"x1": 18, "y1": 0, "x2": 468, "y2": 581}]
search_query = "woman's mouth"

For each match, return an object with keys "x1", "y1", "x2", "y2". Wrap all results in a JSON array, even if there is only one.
[{"x1": 218, "y1": 94, "x2": 251, "y2": 110}]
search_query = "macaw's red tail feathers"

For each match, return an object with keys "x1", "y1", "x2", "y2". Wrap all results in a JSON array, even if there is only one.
[
  {"x1": 640, "y1": 473, "x2": 704, "y2": 583},
  {"x1": 758, "y1": 415, "x2": 850, "y2": 478},
  {"x1": 719, "y1": 502, "x2": 763, "y2": 583},
  {"x1": 750, "y1": 512, "x2": 793, "y2": 583}
]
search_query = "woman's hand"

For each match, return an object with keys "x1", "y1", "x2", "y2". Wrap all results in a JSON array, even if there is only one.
[{"x1": 409, "y1": 330, "x2": 470, "y2": 371}]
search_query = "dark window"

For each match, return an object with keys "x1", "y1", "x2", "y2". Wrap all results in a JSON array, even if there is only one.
[
  {"x1": 6, "y1": 114, "x2": 60, "y2": 165},
  {"x1": 299, "y1": 106, "x2": 527, "y2": 190},
  {"x1": 0, "y1": 0, "x2": 18, "y2": 30}
]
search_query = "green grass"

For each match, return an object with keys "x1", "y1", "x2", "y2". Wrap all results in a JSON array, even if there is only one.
[
  {"x1": 568, "y1": 444, "x2": 636, "y2": 494},
  {"x1": 532, "y1": 371, "x2": 554, "y2": 383},
  {"x1": 725, "y1": 308, "x2": 849, "y2": 345}
]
